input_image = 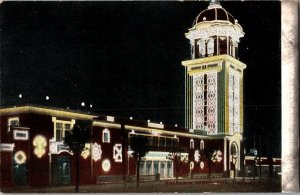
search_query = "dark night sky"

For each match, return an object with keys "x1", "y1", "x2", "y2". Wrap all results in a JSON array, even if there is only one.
[{"x1": 0, "y1": 1, "x2": 281, "y2": 156}]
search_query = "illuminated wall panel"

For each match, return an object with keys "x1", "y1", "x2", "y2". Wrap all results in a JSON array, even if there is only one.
[
  {"x1": 206, "y1": 72, "x2": 218, "y2": 134},
  {"x1": 193, "y1": 74, "x2": 205, "y2": 130},
  {"x1": 229, "y1": 69, "x2": 240, "y2": 134},
  {"x1": 193, "y1": 72, "x2": 218, "y2": 134}
]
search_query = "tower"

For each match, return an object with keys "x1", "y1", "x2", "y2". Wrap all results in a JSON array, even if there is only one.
[{"x1": 182, "y1": 2, "x2": 247, "y2": 174}]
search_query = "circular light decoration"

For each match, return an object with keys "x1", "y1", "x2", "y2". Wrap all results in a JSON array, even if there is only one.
[
  {"x1": 212, "y1": 150, "x2": 223, "y2": 163},
  {"x1": 200, "y1": 161, "x2": 205, "y2": 170},
  {"x1": 33, "y1": 135, "x2": 47, "y2": 158},
  {"x1": 14, "y1": 150, "x2": 26, "y2": 164},
  {"x1": 102, "y1": 159, "x2": 111, "y2": 172},
  {"x1": 190, "y1": 161, "x2": 194, "y2": 170},
  {"x1": 92, "y1": 143, "x2": 102, "y2": 161}
]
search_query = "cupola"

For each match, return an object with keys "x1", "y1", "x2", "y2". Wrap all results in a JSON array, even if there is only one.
[{"x1": 185, "y1": 2, "x2": 244, "y2": 59}]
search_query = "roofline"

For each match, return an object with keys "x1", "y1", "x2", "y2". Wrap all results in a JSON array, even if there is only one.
[{"x1": 0, "y1": 104, "x2": 97, "y2": 120}]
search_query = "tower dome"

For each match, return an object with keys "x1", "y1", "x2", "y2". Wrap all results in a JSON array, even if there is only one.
[
  {"x1": 193, "y1": 3, "x2": 236, "y2": 25},
  {"x1": 184, "y1": 2, "x2": 244, "y2": 59}
]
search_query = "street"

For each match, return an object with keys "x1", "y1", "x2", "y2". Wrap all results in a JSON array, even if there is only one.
[{"x1": 3, "y1": 178, "x2": 281, "y2": 193}]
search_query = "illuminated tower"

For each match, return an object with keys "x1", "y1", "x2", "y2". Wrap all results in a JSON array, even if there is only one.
[
  {"x1": 182, "y1": 2, "x2": 246, "y2": 136},
  {"x1": 182, "y1": 2, "x2": 247, "y2": 174}
]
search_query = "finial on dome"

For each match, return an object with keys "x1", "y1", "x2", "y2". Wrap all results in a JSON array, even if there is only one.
[{"x1": 208, "y1": 0, "x2": 222, "y2": 9}]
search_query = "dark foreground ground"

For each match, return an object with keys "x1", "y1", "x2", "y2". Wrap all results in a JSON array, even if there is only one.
[{"x1": 2, "y1": 178, "x2": 281, "y2": 193}]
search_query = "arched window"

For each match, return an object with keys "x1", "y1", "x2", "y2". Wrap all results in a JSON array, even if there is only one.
[
  {"x1": 200, "y1": 140, "x2": 205, "y2": 150},
  {"x1": 207, "y1": 38, "x2": 214, "y2": 55},
  {"x1": 198, "y1": 39, "x2": 206, "y2": 57},
  {"x1": 231, "y1": 142, "x2": 238, "y2": 156},
  {"x1": 102, "y1": 128, "x2": 110, "y2": 143},
  {"x1": 190, "y1": 139, "x2": 194, "y2": 149},
  {"x1": 219, "y1": 36, "x2": 227, "y2": 55}
]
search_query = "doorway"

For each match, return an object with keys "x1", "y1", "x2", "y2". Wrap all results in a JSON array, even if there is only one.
[
  {"x1": 13, "y1": 151, "x2": 28, "y2": 185},
  {"x1": 53, "y1": 156, "x2": 71, "y2": 185}
]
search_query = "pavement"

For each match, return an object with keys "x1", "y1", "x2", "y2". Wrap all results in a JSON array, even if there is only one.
[{"x1": 1, "y1": 177, "x2": 281, "y2": 193}]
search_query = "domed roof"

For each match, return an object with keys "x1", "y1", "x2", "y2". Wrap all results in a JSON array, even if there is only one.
[{"x1": 193, "y1": 3, "x2": 236, "y2": 26}]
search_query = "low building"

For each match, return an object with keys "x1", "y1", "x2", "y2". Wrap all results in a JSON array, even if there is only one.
[{"x1": 1, "y1": 105, "x2": 235, "y2": 188}]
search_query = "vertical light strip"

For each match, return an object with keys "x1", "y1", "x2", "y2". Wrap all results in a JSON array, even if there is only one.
[
  {"x1": 225, "y1": 62, "x2": 229, "y2": 134},
  {"x1": 224, "y1": 138, "x2": 227, "y2": 171},
  {"x1": 190, "y1": 75, "x2": 193, "y2": 129},
  {"x1": 193, "y1": 74, "x2": 205, "y2": 130},
  {"x1": 240, "y1": 76, "x2": 244, "y2": 133},
  {"x1": 185, "y1": 67, "x2": 187, "y2": 128},
  {"x1": 207, "y1": 72, "x2": 218, "y2": 134},
  {"x1": 282, "y1": 1, "x2": 299, "y2": 192}
]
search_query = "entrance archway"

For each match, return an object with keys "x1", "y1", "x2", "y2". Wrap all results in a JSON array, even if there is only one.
[{"x1": 230, "y1": 142, "x2": 239, "y2": 178}]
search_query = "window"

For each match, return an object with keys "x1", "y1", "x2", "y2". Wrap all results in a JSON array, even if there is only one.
[
  {"x1": 207, "y1": 38, "x2": 214, "y2": 55},
  {"x1": 219, "y1": 36, "x2": 227, "y2": 55},
  {"x1": 198, "y1": 39, "x2": 206, "y2": 57},
  {"x1": 190, "y1": 139, "x2": 194, "y2": 149},
  {"x1": 102, "y1": 128, "x2": 110, "y2": 143},
  {"x1": 52, "y1": 117, "x2": 75, "y2": 142},
  {"x1": 8, "y1": 117, "x2": 19, "y2": 132},
  {"x1": 159, "y1": 137, "x2": 166, "y2": 148},
  {"x1": 152, "y1": 137, "x2": 158, "y2": 147},
  {"x1": 56, "y1": 123, "x2": 63, "y2": 142},
  {"x1": 200, "y1": 140, "x2": 204, "y2": 150}
]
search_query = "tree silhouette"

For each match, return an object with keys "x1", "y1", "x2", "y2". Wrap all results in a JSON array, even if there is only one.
[
  {"x1": 64, "y1": 122, "x2": 91, "y2": 193},
  {"x1": 166, "y1": 147, "x2": 187, "y2": 182},
  {"x1": 129, "y1": 134, "x2": 149, "y2": 188},
  {"x1": 202, "y1": 148, "x2": 216, "y2": 181}
]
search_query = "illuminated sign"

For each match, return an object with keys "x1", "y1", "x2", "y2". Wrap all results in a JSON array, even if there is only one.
[
  {"x1": 148, "y1": 122, "x2": 164, "y2": 129},
  {"x1": 33, "y1": 135, "x2": 47, "y2": 158},
  {"x1": 0, "y1": 143, "x2": 15, "y2": 151},
  {"x1": 14, "y1": 150, "x2": 26, "y2": 164},
  {"x1": 13, "y1": 130, "x2": 29, "y2": 140},
  {"x1": 106, "y1": 116, "x2": 115, "y2": 122},
  {"x1": 102, "y1": 159, "x2": 111, "y2": 172}
]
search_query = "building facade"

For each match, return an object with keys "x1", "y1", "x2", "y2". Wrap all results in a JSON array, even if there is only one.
[
  {"x1": 0, "y1": 3, "x2": 280, "y2": 189},
  {"x1": 0, "y1": 105, "x2": 226, "y2": 188}
]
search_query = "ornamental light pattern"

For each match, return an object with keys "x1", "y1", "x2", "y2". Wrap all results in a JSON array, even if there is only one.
[
  {"x1": 193, "y1": 74, "x2": 205, "y2": 130},
  {"x1": 206, "y1": 72, "x2": 218, "y2": 133},
  {"x1": 113, "y1": 144, "x2": 122, "y2": 162},
  {"x1": 193, "y1": 72, "x2": 218, "y2": 134},
  {"x1": 194, "y1": 150, "x2": 200, "y2": 162},
  {"x1": 92, "y1": 143, "x2": 102, "y2": 161},
  {"x1": 229, "y1": 69, "x2": 240, "y2": 134}
]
